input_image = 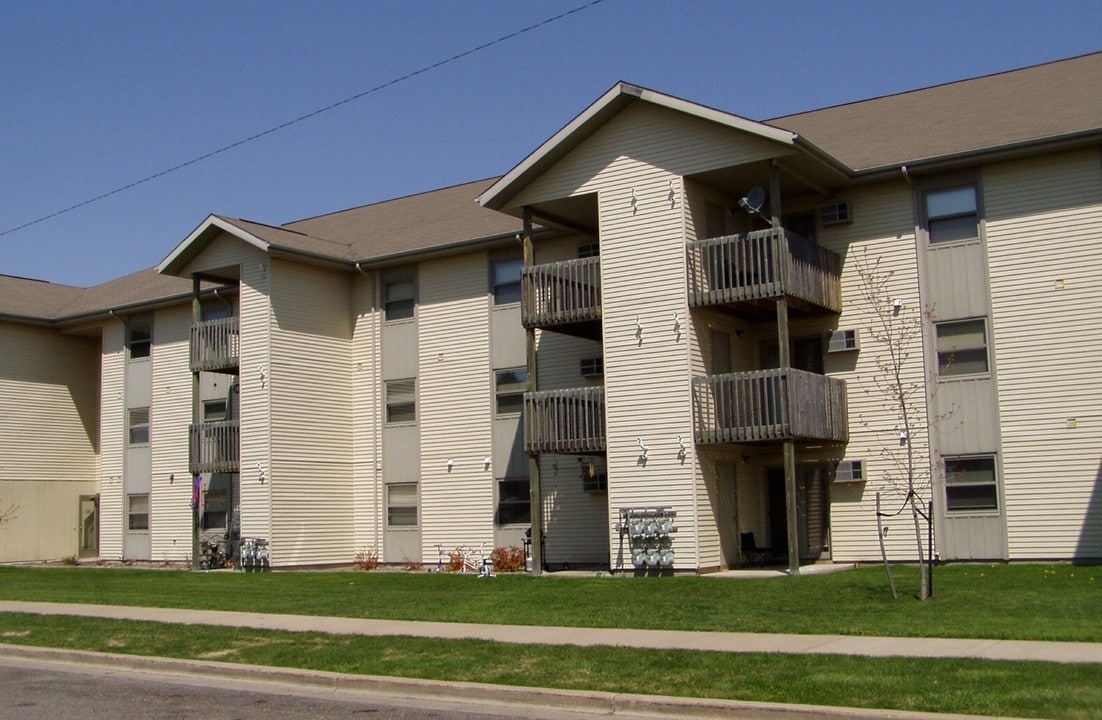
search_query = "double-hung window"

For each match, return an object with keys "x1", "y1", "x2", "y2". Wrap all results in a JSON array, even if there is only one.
[
  {"x1": 494, "y1": 368, "x2": 526, "y2": 415},
  {"x1": 383, "y1": 270, "x2": 416, "y2": 321},
  {"x1": 385, "y1": 379, "x2": 416, "y2": 424},
  {"x1": 128, "y1": 318, "x2": 152, "y2": 359},
  {"x1": 496, "y1": 477, "x2": 530, "y2": 525},
  {"x1": 128, "y1": 407, "x2": 150, "y2": 445},
  {"x1": 491, "y1": 256, "x2": 522, "y2": 305},
  {"x1": 386, "y1": 484, "x2": 418, "y2": 527},
  {"x1": 935, "y1": 319, "x2": 989, "y2": 376},
  {"x1": 926, "y1": 186, "x2": 979, "y2": 244},
  {"x1": 944, "y1": 456, "x2": 999, "y2": 512},
  {"x1": 127, "y1": 494, "x2": 150, "y2": 531}
]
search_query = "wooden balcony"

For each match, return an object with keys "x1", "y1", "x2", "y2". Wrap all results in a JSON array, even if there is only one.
[
  {"x1": 189, "y1": 420, "x2": 239, "y2": 474},
  {"x1": 692, "y1": 369, "x2": 848, "y2": 444},
  {"x1": 686, "y1": 228, "x2": 842, "y2": 315},
  {"x1": 190, "y1": 316, "x2": 239, "y2": 372},
  {"x1": 524, "y1": 386, "x2": 606, "y2": 454},
  {"x1": 522, "y1": 257, "x2": 602, "y2": 340}
]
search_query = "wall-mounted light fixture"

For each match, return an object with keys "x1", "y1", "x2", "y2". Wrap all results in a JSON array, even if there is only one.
[
  {"x1": 635, "y1": 315, "x2": 643, "y2": 345},
  {"x1": 677, "y1": 435, "x2": 687, "y2": 461},
  {"x1": 630, "y1": 187, "x2": 638, "y2": 213},
  {"x1": 446, "y1": 458, "x2": 455, "y2": 471},
  {"x1": 673, "y1": 311, "x2": 682, "y2": 340},
  {"x1": 667, "y1": 178, "x2": 677, "y2": 208},
  {"x1": 637, "y1": 437, "x2": 649, "y2": 458},
  {"x1": 258, "y1": 365, "x2": 268, "y2": 389},
  {"x1": 257, "y1": 463, "x2": 267, "y2": 484},
  {"x1": 483, "y1": 456, "x2": 492, "y2": 471}
]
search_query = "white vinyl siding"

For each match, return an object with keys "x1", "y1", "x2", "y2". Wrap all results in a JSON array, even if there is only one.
[
  {"x1": 418, "y1": 251, "x2": 493, "y2": 560},
  {"x1": 268, "y1": 259, "x2": 354, "y2": 566},
  {"x1": 98, "y1": 321, "x2": 126, "y2": 559},
  {"x1": 0, "y1": 323, "x2": 99, "y2": 562},
  {"x1": 983, "y1": 149, "x2": 1102, "y2": 560},
  {"x1": 351, "y1": 272, "x2": 383, "y2": 555},
  {"x1": 817, "y1": 183, "x2": 933, "y2": 562},
  {"x1": 149, "y1": 305, "x2": 194, "y2": 561},
  {"x1": 177, "y1": 231, "x2": 268, "y2": 278},
  {"x1": 238, "y1": 259, "x2": 273, "y2": 546}
]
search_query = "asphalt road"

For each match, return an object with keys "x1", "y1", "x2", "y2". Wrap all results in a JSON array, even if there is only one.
[{"x1": 0, "y1": 655, "x2": 671, "y2": 720}]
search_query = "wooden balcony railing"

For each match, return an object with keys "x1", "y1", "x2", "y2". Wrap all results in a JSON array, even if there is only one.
[
  {"x1": 522, "y1": 257, "x2": 601, "y2": 331},
  {"x1": 190, "y1": 317, "x2": 239, "y2": 372},
  {"x1": 692, "y1": 369, "x2": 848, "y2": 444},
  {"x1": 189, "y1": 420, "x2": 239, "y2": 474},
  {"x1": 686, "y1": 228, "x2": 842, "y2": 313},
  {"x1": 524, "y1": 386, "x2": 606, "y2": 454}
]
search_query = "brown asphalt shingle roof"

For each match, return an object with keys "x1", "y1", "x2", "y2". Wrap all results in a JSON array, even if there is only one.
[{"x1": 769, "y1": 51, "x2": 1102, "y2": 171}]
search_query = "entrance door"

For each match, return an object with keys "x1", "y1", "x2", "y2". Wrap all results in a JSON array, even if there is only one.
[{"x1": 79, "y1": 495, "x2": 99, "y2": 558}]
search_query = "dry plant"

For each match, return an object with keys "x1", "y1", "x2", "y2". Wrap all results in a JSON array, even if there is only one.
[{"x1": 353, "y1": 548, "x2": 379, "y2": 571}]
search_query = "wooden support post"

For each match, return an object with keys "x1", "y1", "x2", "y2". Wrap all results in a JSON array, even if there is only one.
[
  {"x1": 770, "y1": 160, "x2": 783, "y2": 229},
  {"x1": 523, "y1": 208, "x2": 543, "y2": 576}
]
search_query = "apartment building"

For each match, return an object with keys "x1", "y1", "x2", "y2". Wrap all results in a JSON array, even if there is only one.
[{"x1": 2, "y1": 53, "x2": 1100, "y2": 570}]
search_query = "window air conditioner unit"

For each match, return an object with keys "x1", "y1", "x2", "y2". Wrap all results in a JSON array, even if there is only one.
[
  {"x1": 834, "y1": 460, "x2": 865, "y2": 483},
  {"x1": 820, "y1": 201, "x2": 852, "y2": 226},
  {"x1": 827, "y1": 328, "x2": 860, "y2": 353}
]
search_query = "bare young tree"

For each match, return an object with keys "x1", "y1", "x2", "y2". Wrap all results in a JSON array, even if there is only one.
[
  {"x1": 853, "y1": 251, "x2": 938, "y2": 600},
  {"x1": 0, "y1": 500, "x2": 16, "y2": 527}
]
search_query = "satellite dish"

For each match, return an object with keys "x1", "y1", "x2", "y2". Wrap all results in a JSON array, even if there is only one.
[{"x1": 740, "y1": 186, "x2": 766, "y2": 213}]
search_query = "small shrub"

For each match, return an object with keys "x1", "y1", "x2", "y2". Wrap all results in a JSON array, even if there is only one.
[
  {"x1": 353, "y1": 548, "x2": 379, "y2": 571},
  {"x1": 490, "y1": 545, "x2": 527, "y2": 573},
  {"x1": 446, "y1": 552, "x2": 465, "y2": 572},
  {"x1": 61, "y1": 555, "x2": 80, "y2": 566}
]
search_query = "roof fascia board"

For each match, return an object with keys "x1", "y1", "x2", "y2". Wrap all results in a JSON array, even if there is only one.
[
  {"x1": 850, "y1": 130, "x2": 1102, "y2": 183},
  {"x1": 0, "y1": 313, "x2": 56, "y2": 327},
  {"x1": 157, "y1": 215, "x2": 272, "y2": 275},
  {"x1": 352, "y1": 228, "x2": 554, "y2": 271},
  {"x1": 53, "y1": 284, "x2": 236, "y2": 327}
]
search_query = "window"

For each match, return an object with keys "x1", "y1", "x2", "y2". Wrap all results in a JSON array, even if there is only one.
[
  {"x1": 577, "y1": 242, "x2": 600, "y2": 258},
  {"x1": 936, "y1": 319, "x2": 989, "y2": 376},
  {"x1": 944, "y1": 456, "x2": 999, "y2": 512},
  {"x1": 496, "y1": 477, "x2": 530, "y2": 525},
  {"x1": 494, "y1": 368, "x2": 527, "y2": 415},
  {"x1": 201, "y1": 303, "x2": 232, "y2": 322},
  {"x1": 127, "y1": 494, "x2": 150, "y2": 531},
  {"x1": 128, "y1": 407, "x2": 150, "y2": 445},
  {"x1": 580, "y1": 356, "x2": 604, "y2": 378},
  {"x1": 128, "y1": 318, "x2": 151, "y2": 359},
  {"x1": 491, "y1": 256, "x2": 522, "y2": 305},
  {"x1": 386, "y1": 483, "x2": 418, "y2": 527},
  {"x1": 384, "y1": 275, "x2": 415, "y2": 321},
  {"x1": 926, "y1": 186, "x2": 978, "y2": 244},
  {"x1": 385, "y1": 379, "x2": 416, "y2": 424},
  {"x1": 203, "y1": 400, "x2": 228, "y2": 422}
]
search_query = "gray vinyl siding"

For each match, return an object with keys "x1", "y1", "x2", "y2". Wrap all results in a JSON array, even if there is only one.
[
  {"x1": 268, "y1": 259, "x2": 354, "y2": 566},
  {"x1": 149, "y1": 305, "x2": 193, "y2": 561},
  {"x1": 983, "y1": 149, "x2": 1102, "y2": 560},
  {"x1": 0, "y1": 323, "x2": 98, "y2": 562},
  {"x1": 818, "y1": 182, "x2": 933, "y2": 562},
  {"x1": 418, "y1": 251, "x2": 494, "y2": 560},
  {"x1": 238, "y1": 259, "x2": 273, "y2": 546},
  {"x1": 98, "y1": 321, "x2": 126, "y2": 559}
]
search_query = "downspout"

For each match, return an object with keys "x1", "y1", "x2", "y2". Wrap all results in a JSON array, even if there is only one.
[{"x1": 356, "y1": 262, "x2": 383, "y2": 557}]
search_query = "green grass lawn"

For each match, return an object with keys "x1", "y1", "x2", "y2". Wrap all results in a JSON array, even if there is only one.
[
  {"x1": 1, "y1": 562, "x2": 1099, "y2": 641},
  {"x1": 2, "y1": 612, "x2": 1100, "y2": 720}
]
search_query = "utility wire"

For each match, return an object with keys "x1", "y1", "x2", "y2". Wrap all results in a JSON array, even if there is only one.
[{"x1": 1, "y1": 0, "x2": 607, "y2": 239}]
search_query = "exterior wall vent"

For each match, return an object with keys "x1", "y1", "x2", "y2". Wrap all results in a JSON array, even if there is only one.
[
  {"x1": 820, "y1": 201, "x2": 852, "y2": 226},
  {"x1": 827, "y1": 328, "x2": 860, "y2": 353},
  {"x1": 834, "y1": 459, "x2": 865, "y2": 483}
]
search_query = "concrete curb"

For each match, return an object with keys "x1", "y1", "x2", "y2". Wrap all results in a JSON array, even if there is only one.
[{"x1": 0, "y1": 644, "x2": 1006, "y2": 720}]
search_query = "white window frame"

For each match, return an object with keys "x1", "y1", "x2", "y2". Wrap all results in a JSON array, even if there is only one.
[
  {"x1": 128, "y1": 407, "x2": 150, "y2": 446},
  {"x1": 935, "y1": 318, "x2": 990, "y2": 377},
  {"x1": 127, "y1": 494, "x2": 150, "y2": 532},
  {"x1": 386, "y1": 483, "x2": 418, "y2": 528},
  {"x1": 943, "y1": 455, "x2": 999, "y2": 513},
  {"x1": 384, "y1": 379, "x2": 416, "y2": 425}
]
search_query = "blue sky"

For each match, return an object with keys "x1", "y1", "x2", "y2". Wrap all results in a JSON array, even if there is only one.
[{"x1": 2, "y1": 0, "x2": 1100, "y2": 288}]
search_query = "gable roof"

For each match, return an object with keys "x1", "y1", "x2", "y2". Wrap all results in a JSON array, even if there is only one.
[
  {"x1": 478, "y1": 82, "x2": 846, "y2": 211},
  {"x1": 0, "y1": 274, "x2": 87, "y2": 324},
  {"x1": 769, "y1": 51, "x2": 1102, "y2": 172}
]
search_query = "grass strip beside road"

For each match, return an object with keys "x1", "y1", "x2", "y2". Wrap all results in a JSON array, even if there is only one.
[
  {"x1": 2, "y1": 613, "x2": 1100, "y2": 720},
  {"x1": 1, "y1": 563, "x2": 1099, "y2": 641}
]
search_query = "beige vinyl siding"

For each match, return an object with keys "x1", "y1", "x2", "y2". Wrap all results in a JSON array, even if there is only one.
[
  {"x1": 818, "y1": 182, "x2": 932, "y2": 562},
  {"x1": 419, "y1": 251, "x2": 494, "y2": 560},
  {"x1": 0, "y1": 323, "x2": 98, "y2": 562},
  {"x1": 149, "y1": 305, "x2": 193, "y2": 561},
  {"x1": 351, "y1": 273, "x2": 383, "y2": 557},
  {"x1": 268, "y1": 259, "x2": 354, "y2": 566},
  {"x1": 983, "y1": 149, "x2": 1102, "y2": 559},
  {"x1": 99, "y1": 321, "x2": 126, "y2": 559},
  {"x1": 238, "y1": 260, "x2": 272, "y2": 546},
  {"x1": 178, "y1": 232, "x2": 267, "y2": 277}
]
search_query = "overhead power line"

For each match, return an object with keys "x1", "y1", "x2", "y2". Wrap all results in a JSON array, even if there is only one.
[{"x1": 1, "y1": 0, "x2": 607, "y2": 239}]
